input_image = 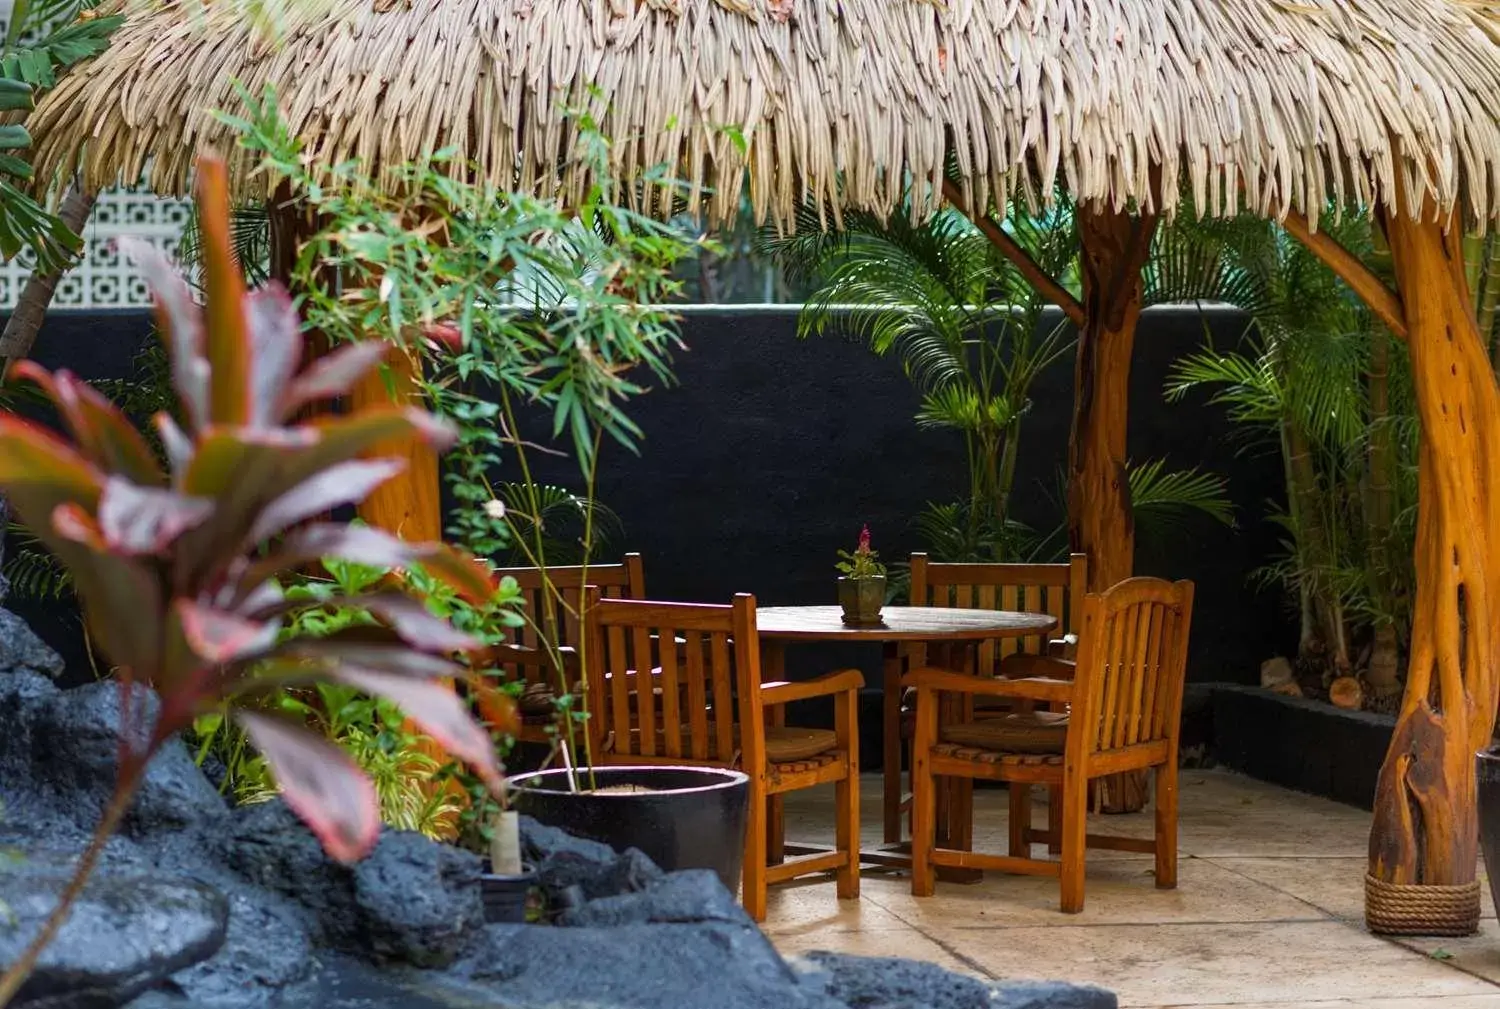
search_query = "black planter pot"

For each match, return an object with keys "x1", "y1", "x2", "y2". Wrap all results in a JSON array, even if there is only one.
[
  {"x1": 511, "y1": 765, "x2": 750, "y2": 892},
  {"x1": 1478, "y1": 748, "x2": 1500, "y2": 917},
  {"x1": 479, "y1": 863, "x2": 536, "y2": 923}
]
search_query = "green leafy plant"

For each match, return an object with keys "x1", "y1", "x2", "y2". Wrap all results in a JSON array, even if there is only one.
[
  {"x1": 1161, "y1": 211, "x2": 1415, "y2": 700},
  {"x1": 836, "y1": 525, "x2": 887, "y2": 580},
  {"x1": 222, "y1": 87, "x2": 702, "y2": 768},
  {"x1": 0, "y1": 0, "x2": 121, "y2": 269},
  {"x1": 0, "y1": 155, "x2": 506, "y2": 1002},
  {"x1": 769, "y1": 199, "x2": 1076, "y2": 562}
]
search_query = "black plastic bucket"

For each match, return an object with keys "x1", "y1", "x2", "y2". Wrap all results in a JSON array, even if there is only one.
[
  {"x1": 480, "y1": 865, "x2": 536, "y2": 923},
  {"x1": 510, "y1": 766, "x2": 750, "y2": 892}
]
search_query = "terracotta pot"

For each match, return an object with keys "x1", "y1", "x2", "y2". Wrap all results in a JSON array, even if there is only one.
[
  {"x1": 1477, "y1": 747, "x2": 1500, "y2": 916},
  {"x1": 838, "y1": 575, "x2": 886, "y2": 625}
]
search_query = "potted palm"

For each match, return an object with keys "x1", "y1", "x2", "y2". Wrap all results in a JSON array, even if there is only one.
[{"x1": 837, "y1": 525, "x2": 887, "y2": 626}]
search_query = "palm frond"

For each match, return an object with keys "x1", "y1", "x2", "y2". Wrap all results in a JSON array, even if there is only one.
[{"x1": 1128, "y1": 459, "x2": 1236, "y2": 529}]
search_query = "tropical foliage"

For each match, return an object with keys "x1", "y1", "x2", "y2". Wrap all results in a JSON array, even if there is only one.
[
  {"x1": 768, "y1": 193, "x2": 1232, "y2": 564},
  {"x1": 0, "y1": 155, "x2": 506, "y2": 1002},
  {"x1": 0, "y1": 0, "x2": 121, "y2": 269},
  {"x1": 221, "y1": 88, "x2": 701, "y2": 765},
  {"x1": 1161, "y1": 212, "x2": 1416, "y2": 700}
]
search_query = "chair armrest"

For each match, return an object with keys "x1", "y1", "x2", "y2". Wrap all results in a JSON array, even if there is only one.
[
  {"x1": 477, "y1": 642, "x2": 580, "y2": 671},
  {"x1": 998, "y1": 652, "x2": 1076, "y2": 680},
  {"x1": 761, "y1": 669, "x2": 865, "y2": 705},
  {"x1": 901, "y1": 666, "x2": 1074, "y2": 704}
]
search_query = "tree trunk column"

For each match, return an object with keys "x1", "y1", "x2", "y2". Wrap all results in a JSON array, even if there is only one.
[
  {"x1": 349, "y1": 354, "x2": 443, "y2": 541},
  {"x1": 1071, "y1": 206, "x2": 1158, "y2": 815},
  {"x1": 1070, "y1": 207, "x2": 1157, "y2": 591},
  {"x1": 1366, "y1": 205, "x2": 1500, "y2": 936}
]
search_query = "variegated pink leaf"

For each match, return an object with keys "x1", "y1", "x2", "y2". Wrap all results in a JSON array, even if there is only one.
[
  {"x1": 174, "y1": 598, "x2": 279, "y2": 666},
  {"x1": 333, "y1": 666, "x2": 503, "y2": 792},
  {"x1": 246, "y1": 459, "x2": 406, "y2": 545},
  {"x1": 246, "y1": 284, "x2": 303, "y2": 427},
  {"x1": 117, "y1": 237, "x2": 208, "y2": 432},
  {"x1": 97, "y1": 476, "x2": 214, "y2": 553},
  {"x1": 278, "y1": 341, "x2": 389, "y2": 419},
  {"x1": 235, "y1": 710, "x2": 381, "y2": 863}
]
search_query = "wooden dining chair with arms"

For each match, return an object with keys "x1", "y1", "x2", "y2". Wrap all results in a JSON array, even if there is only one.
[
  {"x1": 583, "y1": 591, "x2": 863, "y2": 921},
  {"x1": 904, "y1": 576, "x2": 1194, "y2": 913},
  {"x1": 892, "y1": 553, "x2": 1087, "y2": 847},
  {"x1": 480, "y1": 554, "x2": 646, "y2": 743}
]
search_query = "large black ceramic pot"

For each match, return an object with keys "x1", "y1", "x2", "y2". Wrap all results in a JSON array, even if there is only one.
[
  {"x1": 511, "y1": 766, "x2": 749, "y2": 892},
  {"x1": 1479, "y1": 747, "x2": 1500, "y2": 916}
]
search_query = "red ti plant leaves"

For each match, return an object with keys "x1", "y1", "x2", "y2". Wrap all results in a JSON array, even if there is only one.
[
  {"x1": 195, "y1": 157, "x2": 254, "y2": 427},
  {"x1": 115, "y1": 238, "x2": 208, "y2": 432},
  {"x1": 330, "y1": 666, "x2": 504, "y2": 793},
  {"x1": 278, "y1": 341, "x2": 389, "y2": 419},
  {"x1": 247, "y1": 458, "x2": 406, "y2": 544},
  {"x1": 10, "y1": 362, "x2": 163, "y2": 485},
  {"x1": 236, "y1": 711, "x2": 382, "y2": 863},
  {"x1": 97, "y1": 477, "x2": 214, "y2": 554},
  {"x1": 0, "y1": 153, "x2": 506, "y2": 880}
]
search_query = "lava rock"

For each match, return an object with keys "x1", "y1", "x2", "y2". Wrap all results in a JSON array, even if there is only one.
[
  {"x1": 0, "y1": 872, "x2": 227, "y2": 1009},
  {"x1": 520, "y1": 815, "x2": 663, "y2": 901},
  {"x1": 446, "y1": 921, "x2": 825, "y2": 1009},
  {"x1": 793, "y1": 953, "x2": 1118, "y2": 1009},
  {"x1": 216, "y1": 800, "x2": 360, "y2": 948},
  {"x1": 558, "y1": 868, "x2": 750, "y2": 927},
  {"x1": 0, "y1": 608, "x2": 64, "y2": 680},
  {"x1": 29, "y1": 680, "x2": 226, "y2": 834},
  {"x1": 354, "y1": 831, "x2": 483, "y2": 968}
]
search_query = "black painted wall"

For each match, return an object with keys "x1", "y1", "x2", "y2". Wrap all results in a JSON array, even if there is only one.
[{"x1": 5, "y1": 306, "x2": 1293, "y2": 690}]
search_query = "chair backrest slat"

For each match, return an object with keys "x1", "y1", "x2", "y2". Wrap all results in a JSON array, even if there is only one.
[
  {"x1": 586, "y1": 594, "x2": 760, "y2": 768},
  {"x1": 1067, "y1": 578, "x2": 1195, "y2": 758},
  {"x1": 909, "y1": 552, "x2": 1088, "y2": 673}
]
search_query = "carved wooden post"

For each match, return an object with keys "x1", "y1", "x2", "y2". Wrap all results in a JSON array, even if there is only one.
[
  {"x1": 1364, "y1": 202, "x2": 1500, "y2": 935},
  {"x1": 1072, "y1": 206, "x2": 1159, "y2": 814}
]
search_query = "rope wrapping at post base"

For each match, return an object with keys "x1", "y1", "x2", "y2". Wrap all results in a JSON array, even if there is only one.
[{"x1": 1365, "y1": 874, "x2": 1481, "y2": 936}]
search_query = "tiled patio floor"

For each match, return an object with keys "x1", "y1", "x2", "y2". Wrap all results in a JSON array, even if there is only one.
[{"x1": 769, "y1": 769, "x2": 1500, "y2": 1009}]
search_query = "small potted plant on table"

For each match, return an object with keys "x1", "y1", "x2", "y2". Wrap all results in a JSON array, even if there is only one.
[{"x1": 837, "y1": 525, "x2": 887, "y2": 626}]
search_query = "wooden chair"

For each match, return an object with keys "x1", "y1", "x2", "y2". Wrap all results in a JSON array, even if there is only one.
[
  {"x1": 889, "y1": 553, "x2": 1087, "y2": 846},
  {"x1": 482, "y1": 555, "x2": 646, "y2": 743},
  {"x1": 584, "y1": 591, "x2": 862, "y2": 921},
  {"x1": 904, "y1": 577, "x2": 1194, "y2": 913}
]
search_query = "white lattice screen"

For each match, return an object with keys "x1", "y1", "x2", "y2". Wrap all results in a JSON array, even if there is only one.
[
  {"x1": 0, "y1": 189, "x2": 192, "y2": 310},
  {"x1": 0, "y1": 0, "x2": 191, "y2": 311}
]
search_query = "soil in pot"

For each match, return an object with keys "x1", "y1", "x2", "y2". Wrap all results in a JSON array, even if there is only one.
[{"x1": 511, "y1": 766, "x2": 749, "y2": 892}]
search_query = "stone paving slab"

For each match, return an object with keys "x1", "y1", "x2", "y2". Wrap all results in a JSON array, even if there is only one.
[{"x1": 769, "y1": 770, "x2": 1500, "y2": 1009}]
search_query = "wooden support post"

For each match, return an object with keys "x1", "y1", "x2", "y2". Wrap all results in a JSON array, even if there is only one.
[
  {"x1": 1362, "y1": 203, "x2": 1500, "y2": 935},
  {"x1": 349, "y1": 353, "x2": 444, "y2": 541},
  {"x1": 1072, "y1": 206, "x2": 1158, "y2": 814}
]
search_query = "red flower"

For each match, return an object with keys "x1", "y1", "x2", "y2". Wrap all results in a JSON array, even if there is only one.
[{"x1": 858, "y1": 524, "x2": 872, "y2": 554}]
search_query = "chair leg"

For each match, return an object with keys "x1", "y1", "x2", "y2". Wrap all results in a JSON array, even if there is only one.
[
  {"x1": 1046, "y1": 785, "x2": 1062, "y2": 854},
  {"x1": 1155, "y1": 761, "x2": 1179, "y2": 889},
  {"x1": 1008, "y1": 783, "x2": 1032, "y2": 858},
  {"x1": 909, "y1": 687, "x2": 938, "y2": 897},
  {"x1": 743, "y1": 774, "x2": 769, "y2": 921},
  {"x1": 883, "y1": 645, "x2": 907, "y2": 845},
  {"x1": 835, "y1": 687, "x2": 861, "y2": 899},
  {"x1": 767, "y1": 795, "x2": 785, "y2": 866},
  {"x1": 1059, "y1": 771, "x2": 1089, "y2": 914}
]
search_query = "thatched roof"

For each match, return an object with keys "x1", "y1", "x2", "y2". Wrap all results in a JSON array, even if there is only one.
[{"x1": 27, "y1": 0, "x2": 1500, "y2": 229}]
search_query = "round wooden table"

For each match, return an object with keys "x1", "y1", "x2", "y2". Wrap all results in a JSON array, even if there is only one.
[{"x1": 756, "y1": 605, "x2": 1058, "y2": 873}]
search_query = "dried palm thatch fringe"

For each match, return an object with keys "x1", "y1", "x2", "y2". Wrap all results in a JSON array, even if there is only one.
[{"x1": 26, "y1": 0, "x2": 1500, "y2": 232}]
